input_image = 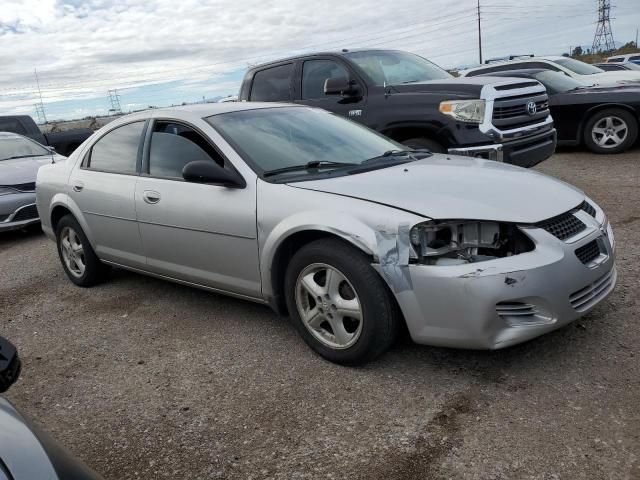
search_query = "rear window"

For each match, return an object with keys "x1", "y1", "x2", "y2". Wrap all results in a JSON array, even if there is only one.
[
  {"x1": 0, "y1": 118, "x2": 25, "y2": 134},
  {"x1": 250, "y1": 64, "x2": 293, "y2": 102}
]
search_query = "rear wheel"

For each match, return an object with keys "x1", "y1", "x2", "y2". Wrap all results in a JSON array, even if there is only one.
[
  {"x1": 285, "y1": 238, "x2": 399, "y2": 365},
  {"x1": 401, "y1": 137, "x2": 446, "y2": 153},
  {"x1": 56, "y1": 215, "x2": 108, "y2": 287},
  {"x1": 583, "y1": 109, "x2": 638, "y2": 154}
]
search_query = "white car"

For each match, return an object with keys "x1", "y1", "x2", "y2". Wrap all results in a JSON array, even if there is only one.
[
  {"x1": 460, "y1": 56, "x2": 640, "y2": 85},
  {"x1": 606, "y1": 53, "x2": 640, "y2": 64}
]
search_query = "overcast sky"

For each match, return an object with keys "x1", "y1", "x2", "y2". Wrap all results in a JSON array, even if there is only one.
[{"x1": 1, "y1": 0, "x2": 638, "y2": 121}]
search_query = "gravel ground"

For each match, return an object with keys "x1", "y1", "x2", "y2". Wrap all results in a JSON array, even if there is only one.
[{"x1": 1, "y1": 148, "x2": 639, "y2": 479}]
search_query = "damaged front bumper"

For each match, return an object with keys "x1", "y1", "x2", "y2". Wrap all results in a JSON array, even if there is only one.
[{"x1": 380, "y1": 220, "x2": 616, "y2": 350}]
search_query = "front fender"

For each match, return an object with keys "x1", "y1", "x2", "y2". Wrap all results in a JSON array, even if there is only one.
[{"x1": 258, "y1": 208, "x2": 423, "y2": 298}]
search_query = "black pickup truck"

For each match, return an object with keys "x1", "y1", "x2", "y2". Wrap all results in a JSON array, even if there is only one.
[
  {"x1": 238, "y1": 49, "x2": 557, "y2": 167},
  {"x1": 0, "y1": 115, "x2": 93, "y2": 156}
]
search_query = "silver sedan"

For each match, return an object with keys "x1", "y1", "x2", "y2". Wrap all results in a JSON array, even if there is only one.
[
  {"x1": 0, "y1": 132, "x2": 66, "y2": 232},
  {"x1": 36, "y1": 103, "x2": 616, "y2": 364}
]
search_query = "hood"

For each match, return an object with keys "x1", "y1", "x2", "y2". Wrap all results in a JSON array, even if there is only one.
[
  {"x1": 289, "y1": 156, "x2": 584, "y2": 224},
  {"x1": 0, "y1": 154, "x2": 65, "y2": 186},
  {"x1": 589, "y1": 71, "x2": 640, "y2": 85},
  {"x1": 390, "y1": 76, "x2": 512, "y2": 97}
]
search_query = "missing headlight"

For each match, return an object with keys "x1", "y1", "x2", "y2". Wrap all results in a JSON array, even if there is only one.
[{"x1": 410, "y1": 221, "x2": 535, "y2": 265}]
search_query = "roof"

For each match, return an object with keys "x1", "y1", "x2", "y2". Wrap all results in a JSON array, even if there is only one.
[
  {"x1": 245, "y1": 48, "x2": 409, "y2": 70},
  {"x1": 459, "y1": 56, "x2": 559, "y2": 75}
]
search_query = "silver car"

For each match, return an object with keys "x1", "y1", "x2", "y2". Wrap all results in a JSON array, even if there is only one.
[
  {"x1": 0, "y1": 132, "x2": 66, "y2": 232},
  {"x1": 36, "y1": 103, "x2": 616, "y2": 364}
]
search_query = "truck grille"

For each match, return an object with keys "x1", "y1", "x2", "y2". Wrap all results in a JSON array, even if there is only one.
[
  {"x1": 536, "y1": 211, "x2": 586, "y2": 241},
  {"x1": 492, "y1": 93, "x2": 550, "y2": 129},
  {"x1": 8, "y1": 182, "x2": 36, "y2": 192},
  {"x1": 12, "y1": 204, "x2": 39, "y2": 222},
  {"x1": 575, "y1": 240, "x2": 601, "y2": 264}
]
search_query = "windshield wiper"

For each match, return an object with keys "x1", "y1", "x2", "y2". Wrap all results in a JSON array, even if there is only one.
[
  {"x1": 1, "y1": 154, "x2": 44, "y2": 161},
  {"x1": 362, "y1": 149, "x2": 431, "y2": 164},
  {"x1": 263, "y1": 160, "x2": 359, "y2": 177}
]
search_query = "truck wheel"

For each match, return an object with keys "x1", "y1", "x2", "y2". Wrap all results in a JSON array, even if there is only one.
[
  {"x1": 284, "y1": 238, "x2": 399, "y2": 365},
  {"x1": 401, "y1": 137, "x2": 446, "y2": 153},
  {"x1": 55, "y1": 215, "x2": 108, "y2": 287},
  {"x1": 583, "y1": 109, "x2": 638, "y2": 154}
]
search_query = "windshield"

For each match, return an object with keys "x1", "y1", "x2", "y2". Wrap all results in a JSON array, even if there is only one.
[
  {"x1": 206, "y1": 107, "x2": 404, "y2": 177},
  {"x1": 532, "y1": 71, "x2": 588, "y2": 93},
  {"x1": 0, "y1": 135, "x2": 49, "y2": 161},
  {"x1": 554, "y1": 58, "x2": 605, "y2": 75},
  {"x1": 344, "y1": 50, "x2": 452, "y2": 86}
]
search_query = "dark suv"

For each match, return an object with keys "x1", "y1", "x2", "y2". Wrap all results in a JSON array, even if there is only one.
[{"x1": 238, "y1": 49, "x2": 557, "y2": 167}]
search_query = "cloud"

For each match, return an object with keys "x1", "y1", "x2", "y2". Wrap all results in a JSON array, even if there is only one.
[{"x1": 1, "y1": 0, "x2": 638, "y2": 120}]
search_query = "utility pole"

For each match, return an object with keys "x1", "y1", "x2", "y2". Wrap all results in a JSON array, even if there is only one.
[
  {"x1": 107, "y1": 89, "x2": 122, "y2": 114},
  {"x1": 33, "y1": 68, "x2": 47, "y2": 124},
  {"x1": 477, "y1": 0, "x2": 483, "y2": 64},
  {"x1": 636, "y1": 28, "x2": 638, "y2": 48},
  {"x1": 592, "y1": 0, "x2": 615, "y2": 53}
]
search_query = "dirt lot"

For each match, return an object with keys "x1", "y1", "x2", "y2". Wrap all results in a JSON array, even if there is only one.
[{"x1": 1, "y1": 148, "x2": 639, "y2": 479}]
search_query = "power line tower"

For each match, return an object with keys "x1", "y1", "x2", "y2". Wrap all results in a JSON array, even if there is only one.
[
  {"x1": 33, "y1": 68, "x2": 47, "y2": 124},
  {"x1": 107, "y1": 89, "x2": 122, "y2": 114},
  {"x1": 34, "y1": 103, "x2": 47, "y2": 124},
  {"x1": 592, "y1": 0, "x2": 615, "y2": 53}
]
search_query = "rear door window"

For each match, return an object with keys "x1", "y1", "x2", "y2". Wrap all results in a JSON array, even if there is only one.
[
  {"x1": 88, "y1": 121, "x2": 144, "y2": 174},
  {"x1": 250, "y1": 64, "x2": 294, "y2": 102},
  {"x1": 147, "y1": 121, "x2": 225, "y2": 179}
]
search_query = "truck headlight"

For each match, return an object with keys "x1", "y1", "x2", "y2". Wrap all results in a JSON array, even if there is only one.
[
  {"x1": 439, "y1": 99, "x2": 486, "y2": 123},
  {"x1": 410, "y1": 220, "x2": 534, "y2": 265}
]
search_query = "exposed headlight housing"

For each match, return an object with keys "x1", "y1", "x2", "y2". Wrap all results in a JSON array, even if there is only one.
[
  {"x1": 410, "y1": 220, "x2": 534, "y2": 265},
  {"x1": 439, "y1": 99, "x2": 486, "y2": 123}
]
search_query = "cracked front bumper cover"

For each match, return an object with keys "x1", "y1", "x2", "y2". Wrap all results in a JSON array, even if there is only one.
[{"x1": 384, "y1": 225, "x2": 616, "y2": 350}]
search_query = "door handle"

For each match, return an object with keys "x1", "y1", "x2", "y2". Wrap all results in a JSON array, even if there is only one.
[
  {"x1": 143, "y1": 190, "x2": 161, "y2": 204},
  {"x1": 72, "y1": 181, "x2": 84, "y2": 192}
]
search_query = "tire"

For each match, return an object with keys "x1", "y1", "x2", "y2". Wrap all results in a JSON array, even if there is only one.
[
  {"x1": 583, "y1": 108, "x2": 638, "y2": 154},
  {"x1": 55, "y1": 214, "x2": 108, "y2": 287},
  {"x1": 284, "y1": 238, "x2": 399, "y2": 365},
  {"x1": 401, "y1": 137, "x2": 446, "y2": 153}
]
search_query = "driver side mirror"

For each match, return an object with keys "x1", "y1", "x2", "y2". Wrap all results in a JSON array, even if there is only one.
[
  {"x1": 324, "y1": 76, "x2": 359, "y2": 96},
  {"x1": 0, "y1": 337, "x2": 21, "y2": 393},
  {"x1": 182, "y1": 161, "x2": 246, "y2": 188}
]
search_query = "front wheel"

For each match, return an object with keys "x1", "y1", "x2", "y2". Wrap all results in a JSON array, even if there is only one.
[
  {"x1": 583, "y1": 109, "x2": 638, "y2": 154},
  {"x1": 284, "y1": 238, "x2": 399, "y2": 365}
]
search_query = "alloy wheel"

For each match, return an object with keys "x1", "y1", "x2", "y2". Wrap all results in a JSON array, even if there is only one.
[
  {"x1": 60, "y1": 226, "x2": 86, "y2": 278},
  {"x1": 591, "y1": 116, "x2": 628, "y2": 148},
  {"x1": 295, "y1": 263, "x2": 363, "y2": 349}
]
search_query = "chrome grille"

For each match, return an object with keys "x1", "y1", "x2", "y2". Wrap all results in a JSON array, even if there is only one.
[
  {"x1": 569, "y1": 269, "x2": 615, "y2": 312},
  {"x1": 536, "y1": 211, "x2": 586, "y2": 241},
  {"x1": 575, "y1": 240, "x2": 601, "y2": 264},
  {"x1": 492, "y1": 92, "x2": 550, "y2": 129}
]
